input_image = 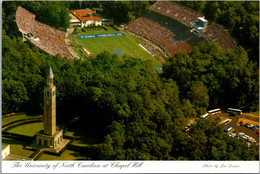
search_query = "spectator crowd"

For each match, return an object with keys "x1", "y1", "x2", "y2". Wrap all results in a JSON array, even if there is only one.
[
  {"x1": 149, "y1": 1, "x2": 201, "y2": 27},
  {"x1": 126, "y1": 12, "x2": 202, "y2": 55},
  {"x1": 16, "y1": 6, "x2": 73, "y2": 59},
  {"x1": 126, "y1": 1, "x2": 236, "y2": 56},
  {"x1": 201, "y1": 23, "x2": 236, "y2": 50}
]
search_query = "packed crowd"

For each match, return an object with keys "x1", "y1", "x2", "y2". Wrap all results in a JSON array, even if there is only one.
[
  {"x1": 127, "y1": 17, "x2": 193, "y2": 55},
  {"x1": 202, "y1": 23, "x2": 236, "y2": 50},
  {"x1": 16, "y1": 6, "x2": 35, "y2": 34},
  {"x1": 127, "y1": 2, "x2": 236, "y2": 55},
  {"x1": 141, "y1": 43, "x2": 159, "y2": 57},
  {"x1": 16, "y1": 6, "x2": 73, "y2": 59},
  {"x1": 149, "y1": 1, "x2": 201, "y2": 27},
  {"x1": 126, "y1": 12, "x2": 203, "y2": 55}
]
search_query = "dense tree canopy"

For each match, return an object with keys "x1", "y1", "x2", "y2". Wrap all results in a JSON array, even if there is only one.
[
  {"x1": 102, "y1": 1, "x2": 151, "y2": 23},
  {"x1": 163, "y1": 42, "x2": 259, "y2": 112}
]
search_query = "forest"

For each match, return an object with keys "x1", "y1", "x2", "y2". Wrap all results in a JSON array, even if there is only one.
[{"x1": 2, "y1": 1, "x2": 259, "y2": 160}]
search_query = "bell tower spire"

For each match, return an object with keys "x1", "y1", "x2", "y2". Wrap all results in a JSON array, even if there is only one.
[
  {"x1": 47, "y1": 66, "x2": 54, "y2": 87},
  {"x1": 43, "y1": 66, "x2": 56, "y2": 135},
  {"x1": 36, "y1": 66, "x2": 68, "y2": 150}
]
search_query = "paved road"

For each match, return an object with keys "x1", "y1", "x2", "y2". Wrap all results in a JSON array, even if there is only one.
[{"x1": 65, "y1": 28, "x2": 80, "y2": 59}]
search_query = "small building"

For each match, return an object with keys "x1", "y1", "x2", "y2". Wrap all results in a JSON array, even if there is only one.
[
  {"x1": 196, "y1": 17, "x2": 208, "y2": 28},
  {"x1": 2, "y1": 143, "x2": 32, "y2": 161},
  {"x1": 192, "y1": 17, "x2": 208, "y2": 36},
  {"x1": 101, "y1": 18, "x2": 114, "y2": 26},
  {"x1": 2, "y1": 144, "x2": 10, "y2": 160},
  {"x1": 70, "y1": 9, "x2": 102, "y2": 27}
]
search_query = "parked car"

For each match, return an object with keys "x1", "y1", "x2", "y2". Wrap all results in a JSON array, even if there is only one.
[
  {"x1": 238, "y1": 132, "x2": 245, "y2": 136},
  {"x1": 252, "y1": 126, "x2": 258, "y2": 131},
  {"x1": 250, "y1": 139, "x2": 256, "y2": 143},
  {"x1": 229, "y1": 133, "x2": 236, "y2": 138},
  {"x1": 247, "y1": 137, "x2": 253, "y2": 141},
  {"x1": 245, "y1": 124, "x2": 254, "y2": 128},
  {"x1": 225, "y1": 126, "x2": 233, "y2": 132}
]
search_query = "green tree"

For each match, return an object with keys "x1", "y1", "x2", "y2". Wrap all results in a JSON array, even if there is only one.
[
  {"x1": 188, "y1": 81, "x2": 209, "y2": 115},
  {"x1": 2, "y1": 79, "x2": 29, "y2": 113}
]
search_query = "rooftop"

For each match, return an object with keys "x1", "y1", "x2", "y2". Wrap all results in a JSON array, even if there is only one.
[
  {"x1": 70, "y1": 9, "x2": 102, "y2": 22},
  {"x1": 198, "y1": 17, "x2": 208, "y2": 22},
  {"x1": 47, "y1": 66, "x2": 54, "y2": 78},
  {"x1": 2, "y1": 143, "x2": 9, "y2": 150},
  {"x1": 3, "y1": 154, "x2": 32, "y2": 161}
]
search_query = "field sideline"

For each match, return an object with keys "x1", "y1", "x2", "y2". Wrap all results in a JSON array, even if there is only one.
[{"x1": 71, "y1": 26, "x2": 162, "y2": 67}]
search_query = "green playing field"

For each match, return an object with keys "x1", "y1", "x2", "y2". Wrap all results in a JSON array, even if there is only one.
[{"x1": 71, "y1": 26, "x2": 162, "y2": 67}]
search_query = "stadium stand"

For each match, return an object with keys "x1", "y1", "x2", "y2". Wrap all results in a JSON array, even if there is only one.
[
  {"x1": 126, "y1": 11, "x2": 203, "y2": 55},
  {"x1": 16, "y1": 6, "x2": 73, "y2": 59},
  {"x1": 201, "y1": 23, "x2": 236, "y2": 50},
  {"x1": 126, "y1": 1, "x2": 236, "y2": 56},
  {"x1": 149, "y1": 1, "x2": 201, "y2": 27}
]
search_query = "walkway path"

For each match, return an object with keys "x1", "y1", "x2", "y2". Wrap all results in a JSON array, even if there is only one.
[
  {"x1": 32, "y1": 149, "x2": 45, "y2": 160},
  {"x1": 2, "y1": 113, "x2": 17, "y2": 118},
  {"x1": 243, "y1": 113, "x2": 259, "y2": 118},
  {"x1": 65, "y1": 28, "x2": 80, "y2": 59}
]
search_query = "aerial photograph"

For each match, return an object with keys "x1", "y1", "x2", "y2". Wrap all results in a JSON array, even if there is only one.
[{"x1": 2, "y1": 0, "x2": 259, "y2": 163}]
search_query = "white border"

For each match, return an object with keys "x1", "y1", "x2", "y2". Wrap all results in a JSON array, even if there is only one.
[
  {"x1": 1, "y1": 161, "x2": 260, "y2": 173},
  {"x1": 1, "y1": 1, "x2": 260, "y2": 174}
]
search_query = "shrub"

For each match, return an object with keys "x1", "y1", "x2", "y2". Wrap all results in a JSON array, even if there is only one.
[{"x1": 101, "y1": 26, "x2": 108, "y2": 31}]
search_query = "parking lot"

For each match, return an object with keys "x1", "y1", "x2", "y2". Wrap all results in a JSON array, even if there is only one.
[{"x1": 213, "y1": 113, "x2": 259, "y2": 145}]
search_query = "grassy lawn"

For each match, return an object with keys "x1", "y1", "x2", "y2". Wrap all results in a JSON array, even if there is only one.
[
  {"x1": 64, "y1": 131, "x2": 75, "y2": 137},
  {"x1": 38, "y1": 149, "x2": 89, "y2": 160},
  {"x1": 2, "y1": 137, "x2": 34, "y2": 158},
  {"x1": 2, "y1": 113, "x2": 42, "y2": 126},
  {"x1": 71, "y1": 26, "x2": 162, "y2": 67},
  {"x1": 7, "y1": 122, "x2": 43, "y2": 137},
  {"x1": 71, "y1": 140, "x2": 89, "y2": 147}
]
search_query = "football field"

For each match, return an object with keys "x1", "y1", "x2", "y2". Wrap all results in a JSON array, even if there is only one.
[{"x1": 71, "y1": 26, "x2": 162, "y2": 67}]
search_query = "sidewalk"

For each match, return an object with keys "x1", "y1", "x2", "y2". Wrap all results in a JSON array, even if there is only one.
[{"x1": 65, "y1": 28, "x2": 80, "y2": 59}]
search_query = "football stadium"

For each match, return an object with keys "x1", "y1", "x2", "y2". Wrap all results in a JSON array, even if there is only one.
[{"x1": 16, "y1": 1, "x2": 236, "y2": 67}]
